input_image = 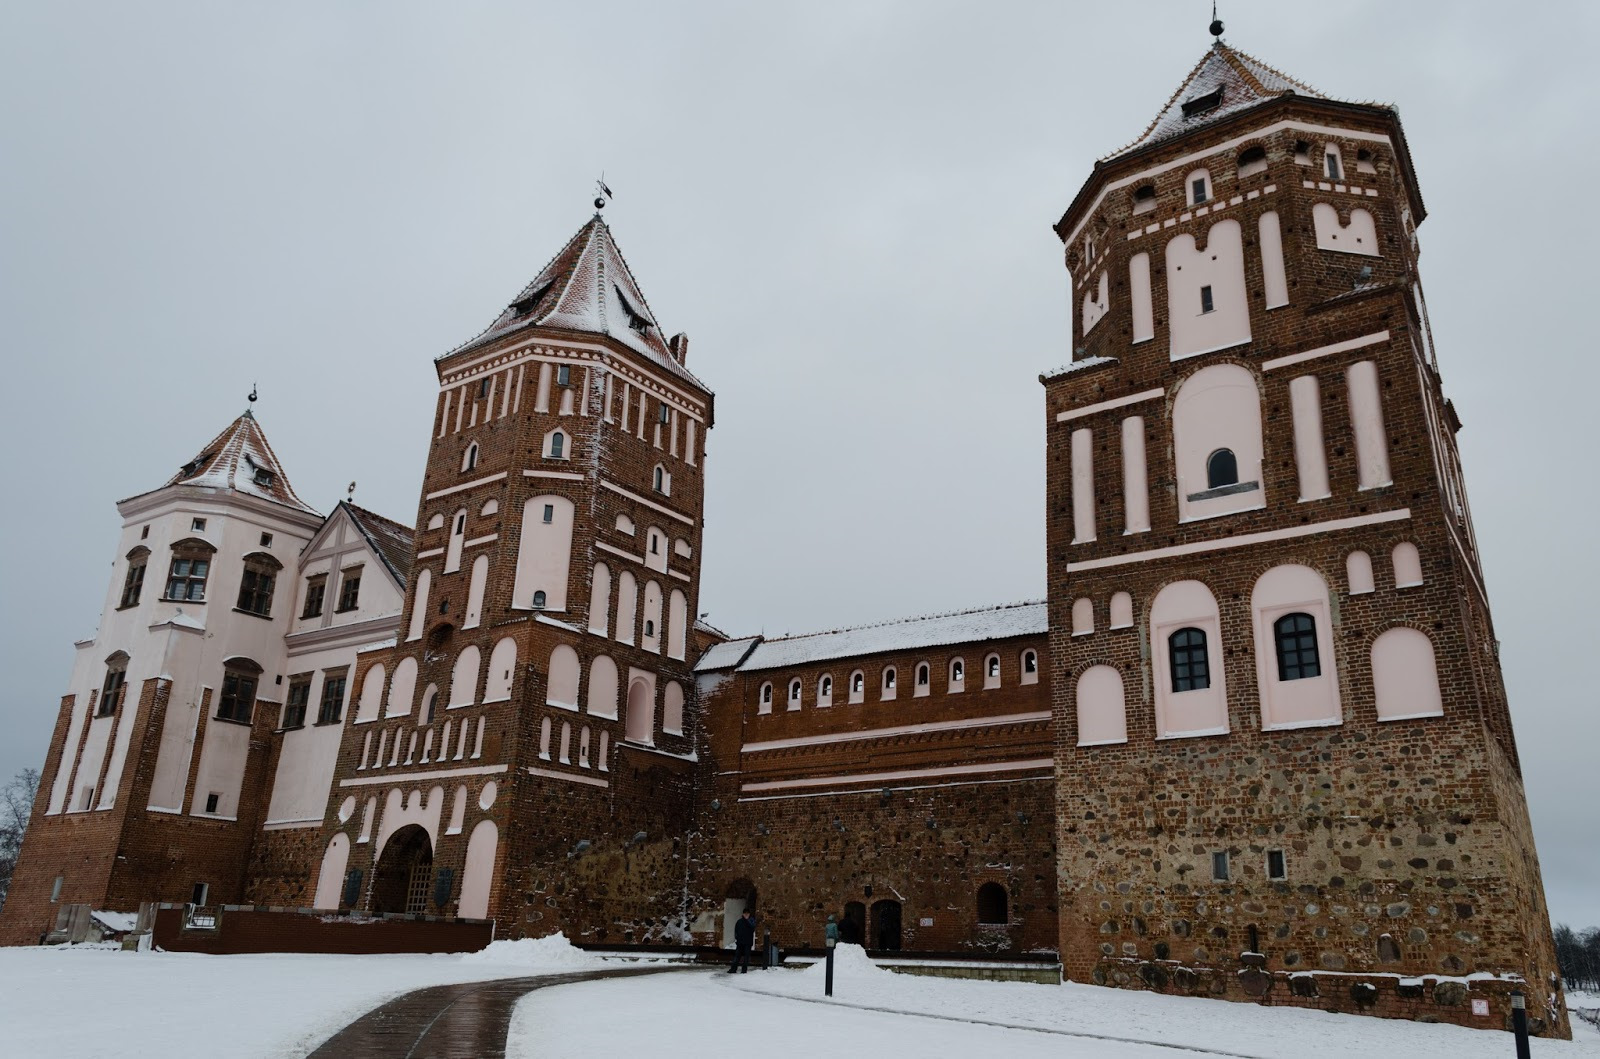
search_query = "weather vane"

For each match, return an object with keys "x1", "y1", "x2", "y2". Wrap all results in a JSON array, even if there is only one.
[
  {"x1": 248, "y1": 383, "x2": 258, "y2": 405},
  {"x1": 594, "y1": 173, "x2": 613, "y2": 211}
]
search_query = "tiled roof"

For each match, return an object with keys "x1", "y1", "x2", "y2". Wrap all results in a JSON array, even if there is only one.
[
  {"x1": 341, "y1": 501, "x2": 415, "y2": 588},
  {"x1": 447, "y1": 215, "x2": 706, "y2": 389},
  {"x1": 701, "y1": 601, "x2": 1048, "y2": 673},
  {"x1": 158, "y1": 411, "x2": 318, "y2": 515},
  {"x1": 1106, "y1": 42, "x2": 1327, "y2": 160},
  {"x1": 694, "y1": 636, "x2": 761, "y2": 673}
]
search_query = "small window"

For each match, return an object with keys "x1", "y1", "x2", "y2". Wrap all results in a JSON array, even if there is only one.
[
  {"x1": 236, "y1": 557, "x2": 278, "y2": 617},
  {"x1": 217, "y1": 664, "x2": 259, "y2": 724},
  {"x1": 658, "y1": 403, "x2": 670, "y2": 425},
  {"x1": 549, "y1": 431, "x2": 566, "y2": 459},
  {"x1": 758, "y1": 682, "x2": 773, "y2": 713},
  {"x1": 788, "y1": 679, "x2": 802, "y2": 708},
  {"x1": 644, "y1": 619, "x2": 655, "y2": 637},
  {"x1": 542, "y1": 504, "x2": 554, "y2": 524},
  {"x1": 653, "y1": 466, "x2": 666, "y2": 494},
  {"x1": 1131, "y1": 184, "x2": 1157, "y2": 215},
  {"x1": 97, "y1": 661, "x2": 128, "y2": 718},
  {"x1": 191, "y1": 518, "x2": 207, "y2": 532},
  {"x1": 165, "y1": 553, "x2": 211, "y2": 602},
  {"x1": 1211, "y1": 851, "x2": 1230, "y2": 882},
  {"x1": 79, "y1": 786, "x2": 95, "y2": 810},
  {"x1": 1266, "y1": 849, "x2": 1287, "y2": 881},
  {"x1": 463, "y1": 443, "x2": 479, "y2": 472},
  {"x1": 987, "y1": 656, "x2": 1000, "y2": 679},
  {"x1": 1293, "y1": 140, "x2": 1311, "y2": 165},
  {"x1": 204, "y1": 792, "x2": 220, "y2": 814},
  {"x1": 1191, "y1": 177, "x2": 1208, "y2": 204},
  {"x1": 1023, "y1": 650, "x2": 1038, "y2": 675},
  {"x1": 820, "y1": 675, "x2": 832, "y2": 697},
  {"x1": 283, "y1": 678, "x2": 311, "y2": 729},
  {"x1": 317, "y1": 671, "x2": 348, "y2": 725},
  {"x1": 1169, "y1": 628, "x2": 1210, "y2": 692},
  {"x1": 1237, "y1": 145, "x2": 1267, "y2": 177},
  {"x1": 650, "y1": 533, "x2": 660, "y2": 555},
  {"x1": 1273, "y1": 613, "x2": 1321, "y2": 681},
  {"x1": 301, "y1": 575, "x2": 326, "y2": 619},
  {"x1": 1206, "y1": 448, "x2": 1238, "y2": 489},
  {"x1": 141, "y1": 525, "x2": 149, "y2": 539},
  {"x1": 120, "y1": 554, "x2": 148, "y2": 608},
  {"x1": 1199, "y1": 285, "x2": 1214, "y2": 314},
  {"x1": 191, "y1": 882, "x2": 210, "y2": 907},
  {"x1": 556, "y1": 364, "x2": 571, "y2": 387},
  {"x1": 336, "y1": 569, "x2": 362, "y2": 612},
  {"x1": 1180, "y1": 88, "x2": 1223, "y2": 117},
  {"x1": 883, "y1": 667, "x2": 897, "y2": 691},
  {"x1": 976, "y1": 881, "x2": 1008, "y2": 925},
  {"x1": 259, "y1": 532, "x2": 273, "y2": 548},
  {"x1": 916, "y1": 664, "x2": 929, "y2": 687},
  {"x1": 478, "y1": 377, "x2": 492, "y2": 399},
  {"x1": 952, "y1": 659, "x2": 964, "y2": 683},
  {"x1": 454, "y1": 513, "x2": 466, "y2": 535},
  {"x1": 252, "y1": 467, "x2": 274, "y2": 487},
  {"x1": 532, "y1": 590, "x2": 547, "y2": 609},
  {"x1": 1325, "y1": 149, "x2": 1342, "y2": 181}
]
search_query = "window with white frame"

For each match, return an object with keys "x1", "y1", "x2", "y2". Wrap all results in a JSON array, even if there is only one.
[{"x1": 788, "y1": 679, "x2": 802, "y2": 710}]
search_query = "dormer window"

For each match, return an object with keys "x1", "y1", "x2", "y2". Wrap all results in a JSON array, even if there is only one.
[
  {"x1": 616, "y1": 286, "x2": 651, "y2": 334},
  {"x1": 510, "y1": 282, "x2": 550, "y2": 317},
  {"x1": 252, "y1": 467, "x2": 274, "y2": 487},
  {"x1": 1180, "y1": 87, "x2": 1223, "y2": 117}
]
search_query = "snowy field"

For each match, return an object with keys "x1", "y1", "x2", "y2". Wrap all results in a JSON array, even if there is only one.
[
  {"x1": 2, "y1": 940, "x2": 1596, "y2": 1058},
  {"x1": 515, "y1": 948, "x2": 1600, "y2": 1059}
]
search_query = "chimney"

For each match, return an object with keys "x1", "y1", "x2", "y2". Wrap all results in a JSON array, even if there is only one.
[{"x1": 668, "y1": 332, "x2": 689, "y2": 365}]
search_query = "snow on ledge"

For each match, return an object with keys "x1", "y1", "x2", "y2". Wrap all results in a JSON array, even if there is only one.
[{"x1": 1041, "y1": 356, "x2": 1119, "y2": 380}]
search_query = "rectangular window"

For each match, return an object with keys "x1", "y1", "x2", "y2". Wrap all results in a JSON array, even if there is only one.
[
  {"x1": 98, "y1": 667, "x2": 127, "y2": 718},
  {"x1": 556, "y1": 364, "x2": 571, "y2": 387},
  {"x1": 282, "y1": 677, "x2": 311, "y2": 729},
  {"x1": 217, "y1": 671, "x2": 258, "y2": 724},
  {"x1": 542, "y1": 504, "x2": 554, "y2": 524},
  {"x1": 191, "y1": 518, "x2": 207, "y2": 532},
  {"x1": 336, "y1": 569, "x2": 362, "y2": 612},
  {"x1": 478, "y1": 377, "x2": 491, "y2": 399},
  {"x1": 120, "y1": 560, "x2": 146, "y2": 608},
  {"x1": 301, "y1": 576, "x2": 326, "y2": 619},
  {"x1": 260, "y1": 532, "x2": 273, "y2": 547},
  {"x1": 204, "y1": 792, "x2": 220, "y2": 814},
  {"x1": 1192, "y1": 177, "x2": 1208, "y2": 203},
  {"x1": 1199, "y1": 285, "x2": 1215, "y2": 314},
  {"x1": 51, "y1": 876, "x2": 64, "y2": 902},
  {"x1": 79, "y1": 786, "x2": 95, "y2": 811},
  {"x1": 317, "y1": 671, "x2": 348, "y2": 725},
  {"x1": 191, "y1": 882, "x2": 209, "y2": 907},
  {"x1": 1267, "y1": 849, "x2": 1287, "y2": 880},
  {"x1": 166, "y1": 555, "x2": 210, "y2": 601},
  {"x1": 236, "y1": 566, "x2": 276, "y2": 616},
  {"x1": 657, "y1": 403, "x2": 669, "y2": 425},
  {"x1": 1211, "y1": 851, "x2": 1230, "y2": 882},
  {"x1": 1169, "y1": 629, "x2": 1211, "y2": 692},
  {"x1": 1326, "y1": 153, "x2": 1341, "y2": 180}
]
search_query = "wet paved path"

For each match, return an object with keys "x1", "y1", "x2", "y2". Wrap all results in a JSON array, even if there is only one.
[{"x1": 307, "y1": 966, "x2": 679, "y2": 1058}]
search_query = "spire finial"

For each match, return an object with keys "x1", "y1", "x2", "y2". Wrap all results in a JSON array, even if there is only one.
[
  {"x1": 247, "y1": 383, "x2": 258, "y2": 405},
  {"x1": 1209, "y1": 1, "x2": 1224, "y2": 38},
  {"x1": 593, "y1": 173, "x2": 613, "y2": 212}
]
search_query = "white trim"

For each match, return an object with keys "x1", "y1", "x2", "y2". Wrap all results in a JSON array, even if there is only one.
[
  {"x1": 1377, "y1": 710, "x2": 1444, "y2": 723},
  {"x1": 1069, "y1": 508, "x2": 1411, "y2": 572},
  {"x1": 522, "y1": 469, "x2": 586, "y2": 481},
  {"x1": 595, "y1": 541, "x2": 642, "y2": 565},
  {"x1": 1076, "y1": 737, "x2": 1129, "y2": 748},
  {"x1": 740, "y1": 757, "x2": 1053, "y2": 793},
  {"x1": 1262, "y1": 717, "x2": 1344, "y2": 733},
  {"x1": 1055, "y1": 387, "x2": 1163, "y2": 423},
  {"x1": 339, "y1": 763, "x2": 506, "y2": 787},
  {"x1": 261, "y1": 818, "x2": 323, "y2": 831},
  {"x1": 424, "y1": 472, "x2": 507, "y2": 500},
  {"x1": 668, "y1": 568, "x2": 691, "y2": 582},
  {"x1": 1263, "y1": 330, "x2": 1390, "y2": 372},
  {"x1": 738, "y1": 773, "x2": 1049, "y2": 804},
  {"x1": 742, "y1": 711, "x2": 1050, "y2": 754},
  {"x1": 599, "y1": 480, "x2": 695, "y2": 526},
  {"x1": 416, "y1": 547, "x2": 444, "y2": 559},
  {"x1": 145, "y1": 805, "x2": 183, "y2": 815},
  {"x1": 464, "y1": 534, "x2": 498, "y2": 548},
  {"x1": 441, "y1": 343, "x2": 707, "y2": 422},
  {"x1": 524, "y1": 765, "x2": 609, "y2": 788},
  {"x1": 1063, "y1": 119, "x2": 1397, "y2": 248},
  {"x1": 1155, "y1": 726, "x2": 1230, "y2": 740}
]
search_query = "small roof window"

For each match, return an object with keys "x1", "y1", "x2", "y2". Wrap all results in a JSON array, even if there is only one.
[{"x1": 1180, "y1": 87, "x2": 1224, "y2": 117}]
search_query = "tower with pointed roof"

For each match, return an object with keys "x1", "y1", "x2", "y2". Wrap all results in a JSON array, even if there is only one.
[
  {"x1": 298, "y1": 214, "x2": 714, "y2": 939},
  {"x1": 1043, "y1": 37, "x2": 1565, "y2": 1032}
]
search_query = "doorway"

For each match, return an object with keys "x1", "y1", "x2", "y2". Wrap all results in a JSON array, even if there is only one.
[
  {"x1": 371, "y1": 824, "x2": 433, "y2": 915},
  {"x1": 841, "y1": 901, "x2": 866, "y2": 945},
  {"x1": 871, "y1": 899, "x2": 902, "y2": 951},
  {"x1": 722, "y1": 879, "x2": 756, "y2": 949}
]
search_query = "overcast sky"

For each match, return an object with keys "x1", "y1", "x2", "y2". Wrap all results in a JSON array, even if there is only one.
[{"x1": 2, "y1": 1, "x2": 1595, "y2": 929}]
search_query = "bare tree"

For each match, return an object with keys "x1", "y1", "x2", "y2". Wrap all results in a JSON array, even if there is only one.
[
  {"x1": 1555, "y1": 923, "x2": 1600, "y2": 994},
  {"x1": 0, "y1": 767, "x2": 41, "y2": 913}
]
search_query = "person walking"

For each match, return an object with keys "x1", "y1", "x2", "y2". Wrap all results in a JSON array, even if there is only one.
[{"x1": 730, "y1": 908, "x2": 756, "y2": 973}]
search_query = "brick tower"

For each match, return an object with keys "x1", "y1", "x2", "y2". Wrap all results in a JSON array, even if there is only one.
[
  {"x1": 1042, "y1": 40, "x2": 1566, "y2": 1033},
  {"x1": 0, "y1": 411, "x2": 323, "y2": 944},
  {"x1": 305, "y1": 214, "x2": 715, "y2": 942}
]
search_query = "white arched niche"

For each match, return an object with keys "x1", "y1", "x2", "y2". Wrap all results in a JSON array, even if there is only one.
[
  {"x1": 1172, "y1": 363, "x2": 1264, "y2": 523},
  {"x1": 1251, "y1": 564, "x2": 1341, "y2": 730},
  {"x1": 1150, "y1": 580, "x2": 1228, "y2": 738},
  {"x1": 1076, "y1": 665, "x2": 1127, "y2": 746}
]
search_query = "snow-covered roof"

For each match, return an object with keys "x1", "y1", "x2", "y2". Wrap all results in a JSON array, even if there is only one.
[
  {"x1": 1041, "y1": 356, "x2": 1118, "y2": 381},
  {"x1": 713, "y1": 601, "x2": 1047, "y2": 673},
  {"x1": 151, "y1": 410, "x2": 318, "y2": 515},
  {"x1": 1106, "y1": 42, "x2": 1328, "y2": 160},
  {"x1": 448, "y1": 215, "x2": 706, "y2": 390},
  {"x1": 694, "y1": 636, "x2": 761, "y2": 673},
  {"x1": 341, "y1": 502, "x2": 414, "y2": 588},
  {"x1": 90, "y1": 910, "x2": 138, "y2": 933}
]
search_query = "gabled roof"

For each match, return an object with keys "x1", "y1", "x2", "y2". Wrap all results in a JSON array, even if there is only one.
[
  {"x1": 154, "y1": 410, "x2": 317, "y2": 515},
  {"x1": 340, "y1": 501, "x2": 415, "y2": 588},
  {"x1": 448, "y1": 214, "x2": 704, "y2": 389},
  {"x1": 696, "y1": 601, "x2": 1048, "y2": 673},
  {"x1": 1106, "y1": 42, "x2": 1327, "y2": 160}
]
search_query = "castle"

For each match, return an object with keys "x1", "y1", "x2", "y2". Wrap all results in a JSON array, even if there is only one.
[{"x1": 0, "y1": 38, "x2": 1568, "y2": 1037}]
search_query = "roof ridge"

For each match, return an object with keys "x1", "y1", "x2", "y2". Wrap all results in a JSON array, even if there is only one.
[
  {"x1": 1122, "y1": 46, "x2": 1218, "y2": 156},
  {"x1": 342, "y1": 499, "x2": 414, "y2": 536},
  {"x1": 762, "y1": 599, "x2": 1047, "y2": 645},
  {"x1": 1224, "y1": 43, "x2": 1325, "y2": 98}
]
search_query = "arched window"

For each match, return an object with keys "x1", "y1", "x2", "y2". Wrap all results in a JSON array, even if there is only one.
[
  {"x1": 1109, "y1": 591, "x2": 1133, "y2": 629},
  {"x1": 818, "y1": 675, "x2": 833, "y2": 708},
  {"x1": 1324, "y1": 144, "x2": 1343, "y2": 181},
  {"x1": 653, "y1": 464, "x2": 671, "y2": 496},
  {"x1": 217, "y1": 657, "x2": 262, "y2": 723},
  {"x1": 1020, "y1": 649, "x2": 1039, "y2": 686},
  {"x1": 984, "y1": 653, "x2": 1001, "y2": 689},
  {"x1": 643, "y1": 619, "x2": 654, "y2": 636},
  {"x1": 1168, "y1": 628, "x2": 1210, "y2": 692},
  {"x1": 949, "y1": 658, "x2": 965, "y2": 693},
  {"x1": 758, "y1": 682, "x2": 773, "y2": 714},
  {"x1": 1392, "y1": 542, "x2": 1424, "y2": 588},
  {"x1": 1372, "y1": 627, "x2": 1444, "y2": 721},
  {"x1": 420, "y1": 685, "x2": 438, "y2": 726},
  {"x1": 788, "y1": 679, "x2": 802, "y2": 710},
  {"x1": 848, "y1": 671, "x2": 864, "y2": 705},
  {"x1": 532, "y1": 590, "x2": 547, "y2": 609},
  {"x1": 1187, "y1": 168, "x2": 1211, "y2": 205},
  {"x1": 914, "y1": 663, "x2": 930, "y2": 697},
  {"x1": 97, "y1": 654, "x2": 130, "y2": 718},
  {"x1": 1131, "y1": 184, "x2": 1156, "y2": 215},
  {"x1": 1071, "y1": 598, "x2": 1094, "y2": 636},
  {"x1": 1273, "y1": 613, "x2": 1320, "y2": 681},
  {"x1": 462, "y1": 442, "x2": 479, "y2": 472},
  {"x1": 976, "y1": 882, "x2": 1008, "y2": 926},
  {"x1": 1206, "y1": 448, "x2": 1239, "y2": 489},
  {"x1": 549, "y1": 431, "x2": 565, "y2": 458},
  {"x1": 881, "y1": 667, "x2": 897, "y2": 699},
  {"x1": 1346, "y1": 551, "x2": 1375, "y2": 595},
  {"x1": 1237, "y1": 145, "x2": 1268, "y2": 177}
]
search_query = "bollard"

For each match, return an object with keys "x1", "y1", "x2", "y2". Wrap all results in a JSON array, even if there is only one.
[
  {"x1": 823, "y1": 913, "x2": 840, "y2": 998},
  {"x1": 1510, "y1": 992, "x2": 1531, "y2": 1059},
  {"x1": 825, "y1": 941, "x2": 835, "y2": 997}
]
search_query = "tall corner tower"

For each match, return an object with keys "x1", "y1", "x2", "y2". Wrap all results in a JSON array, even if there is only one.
[
  {"x1": 0, "y1": 410, "x2": 322, "y2": 945},
  {"x1": 1041, "y1": 38, "x2": 1566, "y2": 1034},
  {"x1": 309, "y1": 214, "x2": 714, "y2": 943}
]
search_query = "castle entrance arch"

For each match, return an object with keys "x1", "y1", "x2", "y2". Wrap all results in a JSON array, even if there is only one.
[
  {"x1": 721, "y1": 878, "x2": 756, "y2": 949},
  {"x1": 371, "y1": 824, "x2": 433, "y2": 915},
  {"x1": 840, "y1": 901, "x2": 866, "y2": 945},
  {"x1": 871, "y1": 899, "x2": 902, "y2": 951}
]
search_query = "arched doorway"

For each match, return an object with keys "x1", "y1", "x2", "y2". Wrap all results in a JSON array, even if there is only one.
[
  {"x1": 840, "y1": 901, "x2": 866, "y2": 945},
  {"x1": 871, "y1": 899, "x2": 902, "y2": 951},
  {"x1": 371, "y1": 824, "x2": 433, "y2": 915},
  {"x1": 722, "y1": 878, "x2": 756, "y2": 950}
]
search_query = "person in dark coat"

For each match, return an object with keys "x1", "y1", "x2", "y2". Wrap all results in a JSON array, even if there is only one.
[{"x1": 729, "y1": 908, "x2": 756, "y2": 973}]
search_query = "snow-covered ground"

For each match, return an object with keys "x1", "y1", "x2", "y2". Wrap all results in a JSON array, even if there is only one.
[
  {"x1": 0, "y1": 934, "x2": 623, "y2": 1058},
  {"x1": 511, "y1": 948, "x2": 1600, "y2": 1059}
]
